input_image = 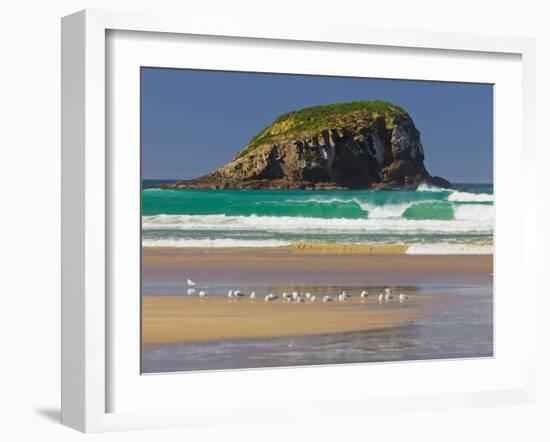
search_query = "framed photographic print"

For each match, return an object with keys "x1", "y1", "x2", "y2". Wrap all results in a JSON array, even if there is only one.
[
  {"x1": 61, "y1": 9, "x2": 537, "y2": 432},
  {"x1": 140, "y1": 69, "x2": 494, "y2": 374}
]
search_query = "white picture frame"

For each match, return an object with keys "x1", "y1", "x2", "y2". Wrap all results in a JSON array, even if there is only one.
[{"x1": 61, "y1": 9, "x2": 537, "y2": 433}]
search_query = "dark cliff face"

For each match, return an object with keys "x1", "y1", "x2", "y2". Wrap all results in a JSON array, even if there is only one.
[{"x1": 164, "y1": 102, "x2": 450, "y2": 190}]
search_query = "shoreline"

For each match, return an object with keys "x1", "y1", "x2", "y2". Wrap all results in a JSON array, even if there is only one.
[
  {"x1": 143, "y1": 242, "x2": 493, "y2": 255},
  {"x1": 142, "y1": 247, "x2": 493, "y2": 286},
  {"x1": 144, "y1": 243, "x2": 410, "y2": 254}
]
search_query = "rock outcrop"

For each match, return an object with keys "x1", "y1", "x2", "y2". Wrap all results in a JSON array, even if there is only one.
[{"x1": 163, "y1": 101, "x2": 450, "y2": 190}]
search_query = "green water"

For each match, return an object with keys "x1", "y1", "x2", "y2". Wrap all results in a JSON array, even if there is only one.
[{"x1": 141, "y1": 182, "x2": 494, "y2": 251}]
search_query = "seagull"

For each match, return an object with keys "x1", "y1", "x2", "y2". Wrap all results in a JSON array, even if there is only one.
[
  {"x1": 234, "y1": 290, "x2": 246, "y2": 299},
  {"x1": 187, "y1": 279, "x2": 196, "y2": 286},
  {"x1": 384, "y1": 288, "x2": 394, "y2": 301},
  {"x1": 310, "y1": 295, "x2": 316, "y2": 302},
  {"x1": 378, "y1": 293, "x2": 384, "y2": 302},
  {"x1": 187, "y1": 288, "x2": 196, "y2": 296},
  {"x1": 399, "y1": 293, "x2": 409, "y2": 302},
  {"x1": 360, "y1": 291, "x2": 369, "y2": 298},
  {"x1": 227, "y1": 290, "x2": 234, "y2": 298},
  {"x1": 305, "y1": 293, "x2": 312, "y2": 300},
  {"x1": 198, "y1": 290, "x2": 207, "y2": 298},
  {"x1": 282, "y1": 292, "x2": 293, "y2": 301},
  {"x1": 338, "y1": 291, "x2": 351, "y2": 302},
  {"x1": 292, "y1": 291, "x2": 299, "y2": 300},
  {"x1": 323, "y1": 295, "x2": 335, "y2": 303},
  {"x1": 295, "y1": 296, "x2": 305, "y2": 303},
  {"x1": 250, "y1": 291, "x2": 256, "y2": 299},
  {"x1": 264, "y1": 293, "x2": 278, "y2": 302}
]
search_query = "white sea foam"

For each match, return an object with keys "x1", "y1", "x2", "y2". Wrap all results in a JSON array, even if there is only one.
[
  {"x1": 285, "y1": 197, "x2": 358, "y2": 205},
  {"x1": 406, "y1": 243, "x2": 493, "y2": 255},
  {"x1": 143, "y1": 188, "x2": 167, "y2": 192},
  {"x1": 142, "y1": 237, "x2": 493, "y2": 254},
  {"x1": 453, "y1": 203, "x2": 494, "y2": 221},
  {"x1": 357, "y1": 202, "x2": 412, "y2": 219},
  {"x1": 447, "y1": 191, "x2": 494, "y2": 203},
  {"x1": 143, "y1": 238, "x2": 291, "y2": 248},
  {"x1": 416, "y1": 183, "x2": 448, "y2": 192},
  {"x1": 143, "y1": 214, "x2": 493, "y2": 235}
]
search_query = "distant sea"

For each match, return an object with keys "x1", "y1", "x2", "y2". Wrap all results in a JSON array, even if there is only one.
[{"x1": 142, "y1": 180, "x2": 493, "y2": 254}]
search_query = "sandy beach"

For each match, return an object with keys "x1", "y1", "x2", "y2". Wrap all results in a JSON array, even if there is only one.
[
  {"x1": 142, "y1": 295, "x2": 434, "y2": 344},
  {"x1": 141, "y1": 247, "x2": 492, "y2": 346},
  {"x1": 142, "y1": 246, "x2": 493, "y2": 287}
]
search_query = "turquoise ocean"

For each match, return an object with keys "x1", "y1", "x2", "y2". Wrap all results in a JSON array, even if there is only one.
[{"x1": 142, "y1": 182, "x2": 493, "y2": 254}]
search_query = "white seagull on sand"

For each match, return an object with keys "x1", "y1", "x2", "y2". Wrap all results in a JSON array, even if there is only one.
[
  {"x1": 323, "y1": 295, "x2": 335, "y2": 303},
  {"x1": 399, "y1": 293, "x2": 409, "y2": 302},
  {"x1": 198, "y1": 290, "x2": 207, "y2": 298},
  {"x1": 250, "y1": 292, "x2": 256, "y2": 299},
  {"x1": 378, "y1": 293, "x2": 384, "y2": 302},
  {"x1": 360, "y1": 291, "x2": 369, "y2": 298},
  {"x1": 187, "y1": 288, "x2": 196, "y2": 296},
  {"x1": 338, "y1": 292, "x2": 351, "y2": 302},
  {"x1": 264, "y1": 293, "x2": 278, "y2": 302},
  {"x1": 187, "y1": 279, "x2": 196, "y2": 286}
]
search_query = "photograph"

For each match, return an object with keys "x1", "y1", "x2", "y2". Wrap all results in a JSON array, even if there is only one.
[{"x1": 140, "y1": 68, "x2": 494, "y2": 373}]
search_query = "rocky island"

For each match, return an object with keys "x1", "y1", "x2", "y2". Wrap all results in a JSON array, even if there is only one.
[{"x1": 162, "y1": 101, "x2": 451, "y2": 190}]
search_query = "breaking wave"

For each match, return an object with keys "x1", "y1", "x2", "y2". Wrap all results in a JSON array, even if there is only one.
[
  {"x1": 143, "y1": 213, "x2": 492, "y2": 235},
  {"x1": 142, "y1": 184, "x2": 493, "y2": 253}
]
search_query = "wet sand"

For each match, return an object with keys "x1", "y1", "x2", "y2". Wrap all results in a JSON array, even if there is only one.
[
  {"x1": 142, "y1": 246, "x2": 493, "y2": 287},
  {"x1": 142, "y1": 296, "x2": 432, "y2": 344}
]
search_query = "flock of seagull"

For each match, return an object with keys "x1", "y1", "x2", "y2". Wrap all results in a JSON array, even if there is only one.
[{"x1": 185, "y1": 279, "x2": 410, "y2": 303}]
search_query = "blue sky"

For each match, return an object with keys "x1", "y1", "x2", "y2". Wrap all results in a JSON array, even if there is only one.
[{"x1": 141, "y1": 68, "x2": 493, "y2": 183}]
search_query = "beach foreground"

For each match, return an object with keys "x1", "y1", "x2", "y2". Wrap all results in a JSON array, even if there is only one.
[
  {"x1": 143, "y1": 248, "x2": 490, "y2": 335},
  {"x1": 141, "y1": 247, "x2": 492, "y2": 372},
  {"x1": 142, "y1": 296, "x2": 435, "y2": 344}
]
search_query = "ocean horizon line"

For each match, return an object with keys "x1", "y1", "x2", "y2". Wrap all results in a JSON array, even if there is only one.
[{"x1": 142, "y1": 178, "x2": 494, "y2": 185}]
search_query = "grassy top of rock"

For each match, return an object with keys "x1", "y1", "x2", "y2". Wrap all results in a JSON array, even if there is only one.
[{"x1": 235, "y1": 100, "x2": 407, "y2": 159}]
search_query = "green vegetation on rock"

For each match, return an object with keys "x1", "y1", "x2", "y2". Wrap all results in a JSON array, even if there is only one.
[{"x1": 236, "y1": 100, "x2": 407, "y2": 159}]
